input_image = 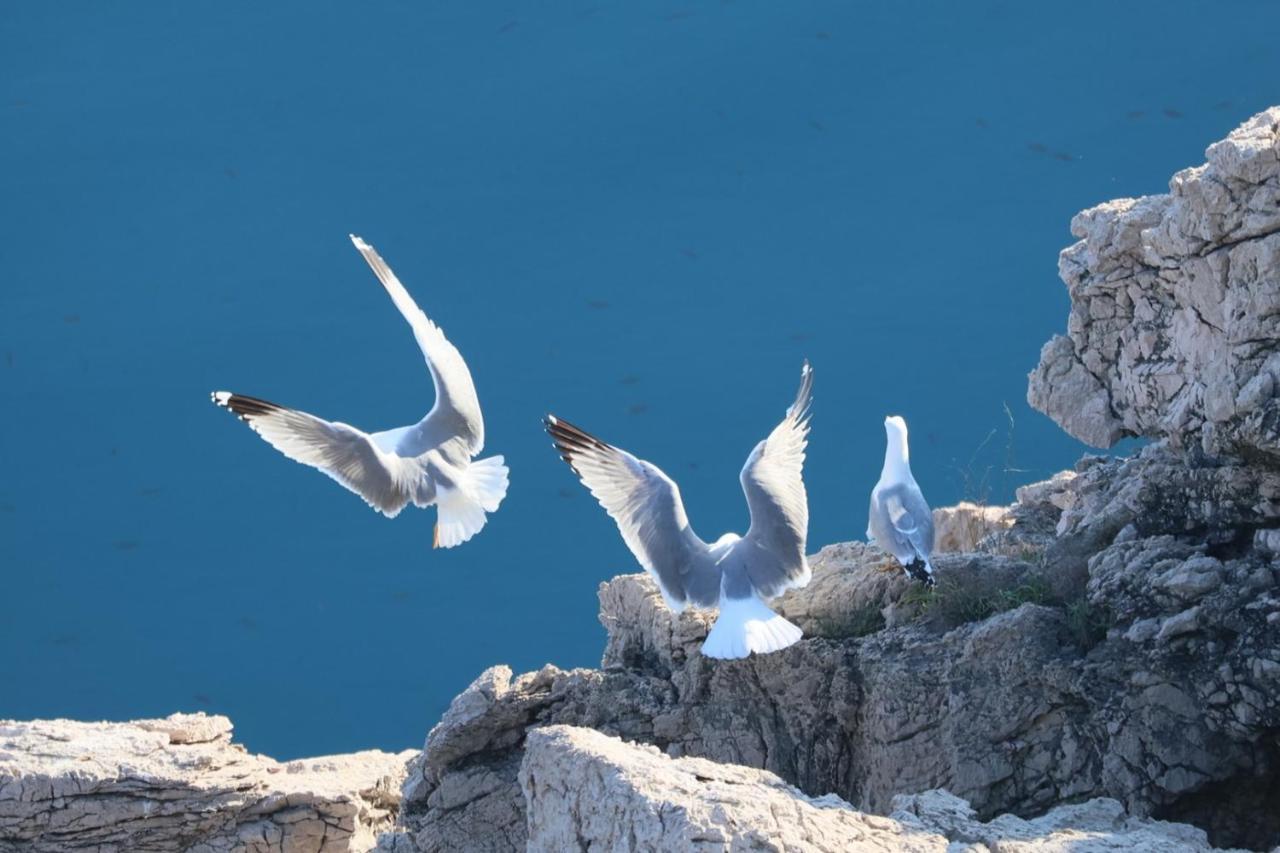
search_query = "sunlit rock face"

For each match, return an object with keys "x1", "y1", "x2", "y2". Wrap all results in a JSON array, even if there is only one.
[
  {"x1": 0, "y1": 713, "x2": 412, "y2": 853},
  {"x1": 1029, "y1": 107, "x2": 1280, "y2": 462},
  {"x1": 519, "y1": 725, "x2": 1244, "y2": 853}
]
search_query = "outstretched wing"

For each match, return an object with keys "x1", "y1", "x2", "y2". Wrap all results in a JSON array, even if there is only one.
[
  {"x1": 545, "y1": 416, "x2": 713, "y2": 610},
  {"x1": 212, "y1": 391, "x2": 418, "y2": 517},
  {"x1": 883, "y1": 483, "x2": 934, "y2": 560},
  {"x1": 739, "y1": 361, "x2": 813, "y2": 597},
  {"x1": 350, "y1": 236, "x2": 484, "y2": 460}
]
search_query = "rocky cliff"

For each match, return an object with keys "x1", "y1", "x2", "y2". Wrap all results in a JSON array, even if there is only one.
[
  {"x1": 374, "y1": 108, "x2": 1280, "y2": 853},
  {"x1": 381, "y1": 463, "x2": 1278, "y2": 851},
  {"x1": 6, "y1": 109, "x2": 1279, "y2": 853}
]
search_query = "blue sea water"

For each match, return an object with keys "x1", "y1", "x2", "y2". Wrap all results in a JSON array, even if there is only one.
[{"x1": 2, "y1": 2, "x2": 1278, "y2": 759}]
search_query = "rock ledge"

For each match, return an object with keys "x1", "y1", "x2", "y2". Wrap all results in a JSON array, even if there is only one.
[{"x1": 0, "y1": 713, "x2": 413, "y2": 853}]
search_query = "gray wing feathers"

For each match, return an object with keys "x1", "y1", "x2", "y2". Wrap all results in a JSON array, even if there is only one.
[
  {"x1": 881, "y1": 484, "x2": 935, "y2": 560},
  {"x1": 350, "y1": 236, "x2": 485, "y2": 459},
  {"x1": 545, "y1": 417, "x2": 711, "y2": 610},
  {"x1": 739, "y1": 361, "x2": 813, "y2": 598},
  {"x1": 213, "y1": 392, "x2": 417, "y2": 517}
]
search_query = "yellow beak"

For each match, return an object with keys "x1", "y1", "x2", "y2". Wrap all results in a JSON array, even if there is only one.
[{"x1": 433, "y1": 523, "x2": 441, "y2": 549}]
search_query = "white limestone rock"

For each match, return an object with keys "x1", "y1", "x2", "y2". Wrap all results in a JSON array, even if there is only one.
[
  {"x1": 0, "y1": 713, "x2": 413, "y2": 853},
  {"x1": 519, "y1": 725, "x2": 1246, "y2": 852},
  {"x1": 1028, "y1": 107, "x2": 1280, "y2": 462},
  {"x1": 520, "y1": 725, "x2": 945, "y2": 852}
]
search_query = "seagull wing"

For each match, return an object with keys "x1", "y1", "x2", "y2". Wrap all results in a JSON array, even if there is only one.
[
  {"x1": 212, "y1": 392, "x2": 418, "y2": 517},
  {"x1": 545, "y1": 416, "x2": 714, "y2": 610},
  {"x1": 883, "y1": 483, "x2": 935, "y2": 560},
  {"x1": 739, "y1": 361, "x2": 813, "y2": 598},
  {"x1": 350, "y1": 235, "x2": 485, "y2": 461}
]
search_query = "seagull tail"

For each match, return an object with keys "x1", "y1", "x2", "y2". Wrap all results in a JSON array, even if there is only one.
[
  {"x1": 700, "y1": 595, "x2": 802, "y2": 660},
  {"x1": 433, "y1": 455, "x2": 509, "y2": 548}
]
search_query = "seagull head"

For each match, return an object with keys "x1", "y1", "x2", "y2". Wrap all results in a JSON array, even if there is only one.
[{"x1": 883, "y1": 415, "x2": 911, "y2": 469}]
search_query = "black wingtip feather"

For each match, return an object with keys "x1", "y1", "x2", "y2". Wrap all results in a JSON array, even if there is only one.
[
  {"x1": 212, "y1": 391, "x2": 284, "y2": 422},
  {"x1": 544, "y1": 414, "x2": 616, "y2": 477}
]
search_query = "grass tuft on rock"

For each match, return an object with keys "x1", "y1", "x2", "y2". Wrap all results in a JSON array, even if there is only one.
[
  {"x1": 904, "y1": 572, "x2": 1053, "y2": 630},
  {"x1": 1065, "y1": 597, "x2": 1111, "y2": 651},
  {"x1": 811, "y1": 602, "x2": 886, "y2": 639}
]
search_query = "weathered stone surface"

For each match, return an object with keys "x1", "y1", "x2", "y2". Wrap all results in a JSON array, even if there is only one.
[
  {"x1": 933, "y1": 501, "x2": 1014, "y2": 553},
  {"x1": 390, "y1": 663, "x2": 679, "y2": 853},
  {"x1": 383, "y1": 440, "x2": 1280, "y2": 851},
  {"x1": 519, "y1": 725, "x2": 1244, "y2": 852},
  {"x1": 0, "y1": 713, "x2": 412, "y2": 853},
  {"x1": 891, "y1": 788, "x2": 1242, "y2": 852},
  {"x1": 1029, "y1": 107, "x2": 1280, "y2": 461},
  {"x1": 521, "y1": 725, "x2": 940, "y2": 852}
]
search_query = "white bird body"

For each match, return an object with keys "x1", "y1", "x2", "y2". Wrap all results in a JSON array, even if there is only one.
[
  {"x1": 212, "y1": 236, "x2": 508, "y2": 548},
  {"x1": 547, "y1": 363, "x2": 814, "y2": 660},
  {"x1": 867, "y1": 415, "x2": 935, "y2": 584}
]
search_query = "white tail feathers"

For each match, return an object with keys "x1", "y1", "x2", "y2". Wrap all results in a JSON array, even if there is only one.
[
  {"x1": 467, "y1": 455, "x2": 510, "y2": 512},
  {"x1": 434, "y1": 455, "x2": 509, "y2": 548},
  {"x1": 701, "y1": 595, "x2": 803, "y2": 660}
]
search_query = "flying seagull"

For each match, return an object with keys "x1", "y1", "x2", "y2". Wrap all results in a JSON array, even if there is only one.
[
  {"x1": 545, "y1": 362, "x2": 814, "y2": 659},
  {"x1": 867, "y1": 415, "x2": 935, "y2": 585},
  {"x1": 212, "y1": 236, "x2": 508, "y2": 548}
]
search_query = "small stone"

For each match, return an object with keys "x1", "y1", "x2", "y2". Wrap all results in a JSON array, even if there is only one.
[
  {"x1": 1233, "y1": 702, "x2": 1260, "y2": 726},
  {"x1": 1156, "y1": 607, "x2": 1201, "y2": 641},
  {"x1": 1155, "y1": 566, "x2": 1222, "y2": 601},
  {"x1": 1250, "y1": 658, "x2": 1280, "y2": 681},
  {"x1": 1114, "y1": 523, "x2": 1139, "y2": 544},
  {"x1": 1254, "y1": 529, "x2": 1280, "y2": 555},
  {"x1": 1124, "y1": 618, "x2": 1161, "y2": 644}
]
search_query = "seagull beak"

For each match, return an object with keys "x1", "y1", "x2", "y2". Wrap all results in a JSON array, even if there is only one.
[{"x1": 433, "y1": 523, "x2": 441, "y2": 549}]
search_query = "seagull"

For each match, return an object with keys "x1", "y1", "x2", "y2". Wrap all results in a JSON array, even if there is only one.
[
  {"x1": 545, "y1": 362, "x2": 814, "y2": 659},
  {"x1": 211, "y1": 236, "x2": 509, "y2": 548},
  {"x1": 867, "y1": 415, "x2": 935, "y2": 585}
]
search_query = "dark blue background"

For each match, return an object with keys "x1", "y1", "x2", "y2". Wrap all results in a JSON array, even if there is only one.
[{"x1": 3, "y1": 2, "x2": 1277, "y2": 758}]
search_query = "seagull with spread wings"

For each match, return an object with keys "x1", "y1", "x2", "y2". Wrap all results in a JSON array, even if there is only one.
[
  {"x1": 545, "y1": 362, "x2": 813, "y2": 659},
  {"x1": 867, "y1": 415, "x2": 935, "y2": 585},
  {"x1": 212, "y1": 236, "x2": 508, "y2": 549}
]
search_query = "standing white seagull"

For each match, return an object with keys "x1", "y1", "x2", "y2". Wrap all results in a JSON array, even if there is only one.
[
  {"x1": 211, "y1": 236, "x2": 508, "y2": 548},
  {"x1": 545, "y1": 362, "x2": 814, "y2": 660},
  {"x1": 867, "y1": 415, "x2": 935, "y2": 585}
]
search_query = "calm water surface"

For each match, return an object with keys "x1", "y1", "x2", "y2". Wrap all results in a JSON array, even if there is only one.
[{"x1": 2, "y1": 2, "x2": 1278, "y2": 758}]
